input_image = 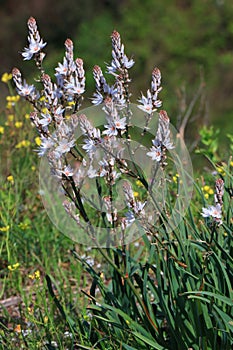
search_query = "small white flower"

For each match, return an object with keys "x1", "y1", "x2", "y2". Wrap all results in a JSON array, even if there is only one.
[
  {"x1": 18, "y1": 83, "x2": 35, "y2": 97},
  {"x1": 103, "y1": 117, "x2": 126, "y2": 137},
  {"x1": 147, "y1": 140, "x2": 163, "y2": 162},
  {"x1": 133, "y1": 201, "x2": 146, "y2": 215},
  {"x1": 87, "y1": 165, "x2": 98, "y2": 178},
  {"x1": 122, "y1": 55, "x2": 134, "y2": 69},
  {"x1": 55, "y1": 139, "x2": 75, "y2": 155},
  {"x1": 37, "y1": 137, "x2": 55, "y2": 157},
  {"x1": 201, "y1": 203, "x2": 222, "y2": 224},
  {"x1": 125, "y1": 211, "x2": 135, "y2": 226},
  {"x1": 201, "y1": 203, "x2": 222, "y2": 218},
  {"x1": 22, "y1": 36, "x2": 46, "y2": 60},
  {"x1": 55, "y1": 61, "x2": 69, "y2": 75},
  {"x1": 82, "y1": 138, "x2": 97, "y2": 154},
  {"x1": 62, "y1": 165, "x2": 74, "y2": 177},
  {"x1": 137, "y1": 90, "x2": 155, "y2": 114},
  {"x1": 91, "y1": 91, "x2": 104, "y2": 105},
  {"x1": 38, "y1": 113, "x2": 52, "y2": 127}
]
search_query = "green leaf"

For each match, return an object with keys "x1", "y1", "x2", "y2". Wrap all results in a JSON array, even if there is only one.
[
  {"x1": 202, "y1": 303, "x2": 213, "y2": 330},
  {"x1": 121, "y1": 344, "x2": 139, "y2": 350},
  {"x1": 212, "y1": 304, "x2": 233, "y2": 333},
  {"x1": 183, "y1": 291, "x2": 233, "y2": 306},
  {"x1": 132, "y1": 331, "x2": 165, "y2": 349}
]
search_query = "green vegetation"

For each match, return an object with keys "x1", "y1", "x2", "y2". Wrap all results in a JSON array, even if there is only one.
[
  {"x1": 0, "y1": 6, "x2": 233, "y2": 349},
  {"x1": 0, "y1": 88, "x2": 232, "y2": 348}
]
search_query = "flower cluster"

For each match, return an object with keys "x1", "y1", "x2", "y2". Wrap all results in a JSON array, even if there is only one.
[
  {"x1": 107, "y1": 30, "x2": 134, "y2": 75},
  {"x1": 201, "y1": 178, "x2": 224, "y2": 225},
  {"x1": 123, "y1": 182, "x2": 147, "y2": 227},
  {"x1": 1, "y1": 72, "x2": 12, "y2": 83},
  {"x1": 137, "y1": 67, "x2": 162, "y2": 115},
  {"x1": 147, "y1": 110, "x2": 174, "y2": 166},
  {"x1": 22, "y1": 17, "x2": 47, "y2": 61},
  {"x1": 12, "y1": 17, "x2": 177, "y2": 244}
]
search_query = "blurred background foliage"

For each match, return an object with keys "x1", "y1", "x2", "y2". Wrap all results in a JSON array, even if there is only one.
[{"x1": 0, "y1": 0, "x2": 233, "y2": 145}]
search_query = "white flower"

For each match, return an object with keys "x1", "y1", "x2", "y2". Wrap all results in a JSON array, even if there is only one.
[
  {"x1": 87, "y1": 165, "x2": 98, "y2": 178},
  {"x1": 103, "y1": 117, "x2": 126, "y2": 137},
  {"x1": 137, "y1": 90, "x2": 155, "y2": 114},
  {"x1": 107, "y1": 59, "x2": 120, "y2": 74},
  {"x1": 22, "y1": 36, "x2": 46, "y2": 60},
  {"x1": 18, "y1": 83, "x2": 35, "y2": 97},
  {"x1": 62, "y1": 165, "x2": 74, "y2": 177},
  {"x1": 201, "y1": 203, "x2": 222, "y2": 224},
  {"x1": 65, "y1": 80, "x2": 85, "y2": 95},
  {"x1": 125, "y1": 211, "x2": 135, "y2": 226},
  {"x1": 133, "y1": 201, "x2": 146, "y2": 215},
  {"x1": 91, "y1": 91, "x2": 104, "y2": 105},
  {"x1": 37, "y1": 137, "x2": 55, "y2": 157},
  {"x1": 82, "y1": 138, "x2": 97, "y2": 154},
  {"x1": 55, "y1": 139, "x2": 76, "y2": 155},
  {"x1": 55, "y1": 61, "x2": 69, "y2": 75},
  {"x1": 147, "y1": 140, "x2": 163, "y2": 162},
  {"x1": 38, "y1": 113, "x2": 52, "y2": 127},
  {"x1": 122, "y1": 55, "x2": 134, "y2": 69}
]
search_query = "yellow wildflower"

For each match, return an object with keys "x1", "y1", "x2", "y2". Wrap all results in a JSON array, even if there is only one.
[
  {"x1": 15, "y1": 140, "x2": 31, "y2": 148},
  {"x1": 41, "y1": 107, "x2": 49, "y2": 114},
  {"x1": 6, "y1": 102, "x2": 13, "y2": 109},
  {"x1": 216, "y1": 166, "x2": 226, "y2": 176},
  {"x1": 202, "y1": 185, "x2": 214, "y2": 195},
  {"x1": 31, "y1": 165, "x2": 36, "y2": 171},
  {"x1": 18, "y1": 222, "x2": 30, "y2": 230},
  {"x1": 35, "y1": 270, "x2": 40, "y2": 279},
  {"x1": 135, "y1": 180, "x2": 144, "y2": 187},
  {"x1": 27, "y1": 307, "x2": 33, "y2": 314},
  {"x1": 7, "y1": 114, "x2": 14, "y2": 122},
  {"x1": 0, "y1": 225, "x2": 10, "y2": 232},
  {"x1": 173, "y1": 174, "x2": 180, "y2": 183},
  {"x1": 1, "y1": 72, "x2": 12, "y2": 83},
  {"x1": 0, "y1": 126, "x2": 4, "y2": 134},
  {"x1": 6, "y1": 95, "x2": 20, "y2": 103},
  {"x1": 230, "y1": 161, "x2": 233, "y2": 167},
  {"x1": 15, "y1": 121, "x2": 23, "y2": 128},
  {"x1": 133, "y1": 191, "x2": 139, "y2": 197},
  {"x1": 217, "y1": 167, "x2": 223, "y2": 173},
  {"x1": 44, "y1": 316, "x2": 48, "y2": 324},
  {"x1": 8, "y1": 263, "x2": 20, "y2": 271},
  {"x1": 7, "y1": 175, "x2": 14, "y2": 184},
  {"x1": 29, "y1": 270, "x2": 41, "y2": 280},
  {"x1": 35, "y1": 136, "x2": 42, "y2": 146},
  {"x1": 24, "y1": 113, "x2": 30, "y2": 119}
]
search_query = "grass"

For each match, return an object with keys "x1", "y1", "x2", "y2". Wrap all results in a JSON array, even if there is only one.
[{"x1": 0, "y1": 95, "x2": 95, "y2": 349}]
